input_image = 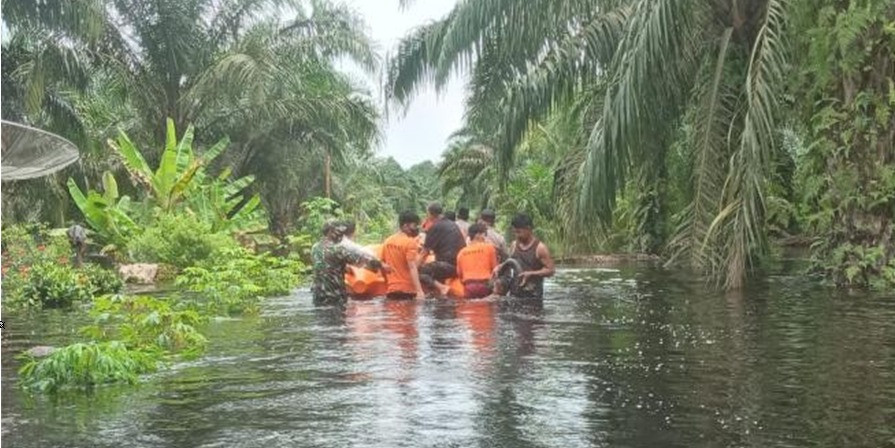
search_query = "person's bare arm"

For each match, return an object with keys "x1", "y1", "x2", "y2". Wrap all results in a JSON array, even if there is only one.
[
  {"x1": 409, "y1": 259, "x2": 425, "y2": 299},
  {"x1": 537, "y1": 242, "x2": 556, "y2": 277},
  {"x1": 519, "y1": 242, "x2": 555, "y2": 284}
]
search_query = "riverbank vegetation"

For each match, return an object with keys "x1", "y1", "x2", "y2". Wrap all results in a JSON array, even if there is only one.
[
  {"x1": 387, "y1": 0, "x2": 895, "y2": 290},
  {"x1": 7, "y1": 222, "x2": 303, "y2": 392},
  {"x1": 1, "y1": 0, "x2": 893, "y2": 393}
]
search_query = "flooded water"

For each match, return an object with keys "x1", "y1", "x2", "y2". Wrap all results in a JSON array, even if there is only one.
[{"x1": 2, "y1": 266, "x2": 894, "y2": 447}]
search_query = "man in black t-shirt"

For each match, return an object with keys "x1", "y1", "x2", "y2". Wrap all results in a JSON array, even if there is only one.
[{"x1": 418, "y1": 202, "x2": 466, "y2": 294}]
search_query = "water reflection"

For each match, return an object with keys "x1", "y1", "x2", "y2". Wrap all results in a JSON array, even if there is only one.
[
  {"x1": 456, "y1": 298, "x2": 496, "y2": 356},
  {"x1": 2, "y1": 268, "x2": 894, "y2": 447},
  {"x1": 383, "y1": 299, "x2": 420, "y2": 365},
  {"x1": 499, "y1": 297, "x2": 545, "y2": 365}
]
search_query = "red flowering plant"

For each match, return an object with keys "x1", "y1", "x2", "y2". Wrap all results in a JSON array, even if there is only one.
[
  {"x1": 2, "y1": 225, "x2": 74, "y2": 308},
  {"x1": 3, "y1": 225, "x2": 123, "y2": 309}
]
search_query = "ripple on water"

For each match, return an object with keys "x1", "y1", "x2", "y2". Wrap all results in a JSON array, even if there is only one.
[{"x1": 3, "y1": 268, "x2": 895, "y2": 447}]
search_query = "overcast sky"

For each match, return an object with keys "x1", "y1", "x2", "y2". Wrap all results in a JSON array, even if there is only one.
[{"x1": 341, "y1": 0, "x2": 464, "y2": 168}]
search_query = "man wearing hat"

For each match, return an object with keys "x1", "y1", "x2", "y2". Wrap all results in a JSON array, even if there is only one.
[{"x1": 311, "y1": 220, "x2": 384, "y2": 305}]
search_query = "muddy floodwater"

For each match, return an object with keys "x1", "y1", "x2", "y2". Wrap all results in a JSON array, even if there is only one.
[{"x1": 2, "y1": 266, "x2": 894, "y2": 447}]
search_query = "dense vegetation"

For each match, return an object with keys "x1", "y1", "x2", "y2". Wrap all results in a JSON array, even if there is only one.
[
  {"x1": 1, "y1": 0, "x2": 893, "y2": 396},
  {"x1": 0, "y1": 0, "x2": 892, "y2": 334},
  {"x1": 0, "y1": 0, "x2": 437, "y2": 240},
  {"x1": 388, "y1": 0, "x2": 895, "y2": 289},
  {"x1": 5, "y1": 221, "x2": 302, "y2": 392}
]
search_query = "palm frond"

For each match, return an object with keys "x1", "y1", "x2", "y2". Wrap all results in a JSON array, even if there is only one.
[
  {"x1": 665, "y1": 27, "x2": 736, "y2": 268},
  {"x1": 478, "y1": 5, "x2": 631, "y2": 179},
  {"x1": 577, "y1": 0, "x2": 698, "y2": 227},
  {"x1": 1, "y1": 0, "x2": 107, "y2": 42},
  {"x1": 385, "y1": 16, "x2": 453, "y2": 106},
  {"x1": 712, "y1": 0, "x2": 789, "y2": 289}
]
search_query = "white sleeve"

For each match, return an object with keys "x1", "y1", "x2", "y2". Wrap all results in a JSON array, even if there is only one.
[{"x1": 340, "y1": 239, "x2": 376, "y2": 258}]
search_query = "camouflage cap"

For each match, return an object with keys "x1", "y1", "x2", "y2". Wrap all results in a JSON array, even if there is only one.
[{"x1": 323, "y1": 220, "x2": 348, "y2": 237}]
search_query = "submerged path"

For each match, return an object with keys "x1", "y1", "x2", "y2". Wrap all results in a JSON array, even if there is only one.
[{"x1": 2, "y1": 267, "x2": 894, "y2": 447}]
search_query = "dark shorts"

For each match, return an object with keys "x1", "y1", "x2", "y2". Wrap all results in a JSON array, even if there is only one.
[
  {"x1": 463, "y1": 280, "x2": 491, "y2": 299},
  {"x1": 386, "y1": 292, "x2": 416, "y2": 300}
]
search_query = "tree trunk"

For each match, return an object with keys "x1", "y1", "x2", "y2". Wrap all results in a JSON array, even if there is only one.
[
  {"x1": 324, "y1": 151, "x2": 332, "y2": 199},
  {"x1": 632, "y1": 159, "x2": 667, "y2": 254}
]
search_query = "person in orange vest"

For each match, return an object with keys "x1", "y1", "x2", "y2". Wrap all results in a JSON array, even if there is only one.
[
  {"x1": 381, "y1": 211, "x2": 426, "y2": 300},
  {"x1": 456, "y1": 223, "x2": 500, "y2": 298}
]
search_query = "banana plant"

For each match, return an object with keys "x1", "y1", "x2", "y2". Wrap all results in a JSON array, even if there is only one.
[
  {"x1": 185, "y1": 168, "x2": 266, "y2": 233},
  {"x1": 69, "y1": 119, "x2": 265, "y2": 245},
  {"x1": 109, "y1": 118, "x2": 228, "y2": 212},
  {"x1": 67, "y1": 172, "x2": 138, "y2": 248},
  {"x1": 109, "y1": 118, "x2": 261, "y2": 229}
]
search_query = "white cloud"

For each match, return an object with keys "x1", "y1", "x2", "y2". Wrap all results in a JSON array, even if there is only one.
[{"x1": 340, "y1": 0, "x2": 465, "y2": 168}]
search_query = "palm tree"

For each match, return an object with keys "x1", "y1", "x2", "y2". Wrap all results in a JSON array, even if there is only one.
[
  {"x1": 387, "y1": 0, "x2": 789, "y2": 289},
  {"x1": 2, "y1": 0, "x2": 380, "y2": 233},
  {"x1": 437, "y1": 130, "x2": 498, "y2": 210}
]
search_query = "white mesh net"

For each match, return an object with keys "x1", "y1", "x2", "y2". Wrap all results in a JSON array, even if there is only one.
[{"x1": 1, "y1": 120, "x2": 80, "y2": 181}]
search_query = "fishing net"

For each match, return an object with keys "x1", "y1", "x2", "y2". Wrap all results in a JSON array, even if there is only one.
[{"x1": 1, "y1": 120, "x2": 80, "y2": 181}]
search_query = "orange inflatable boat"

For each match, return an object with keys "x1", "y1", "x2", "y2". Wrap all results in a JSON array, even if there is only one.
[
  {"x1": 345, "y1": 243, "x2": 470, "y2": 299},
  {"x1": 345, "y1": 244, "x2": 387, "y2": 299},
  {"x1": 345, "y1": 265, "x2": 388, "y2": 299}
]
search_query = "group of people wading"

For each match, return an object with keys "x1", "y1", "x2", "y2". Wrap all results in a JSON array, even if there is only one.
[{"x1": 311, "y1": 203, "x2": 555, "y2": 305}]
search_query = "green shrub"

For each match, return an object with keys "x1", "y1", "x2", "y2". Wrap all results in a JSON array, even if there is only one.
[
  {"x1": 20, "y1": 262, "x2": 94, "y2": 308},
  {"x1": 297, "y1": 197, "x2": 343, "y2": 238},
  {"x1": 10, "y1": 262, "x2": 122, "y2": 309},
  {"x1": 18, "y1": 341, "x2": 159, "y2": 393},
  {"x1": 82, "y1": 295, "x2": 207, "y2": 357},
  {"x1": 1, "y1": 224, "x2": 72, "y2": 264},
  {"x1": 126, "y1": 214, "x2": 237, "y2": 269},
  {"x1": 176, "y1": 247, "x2": 303, "y2": 315},
  {"x1": 82, "y1": 264, "x2": 124, "y2": 296}
]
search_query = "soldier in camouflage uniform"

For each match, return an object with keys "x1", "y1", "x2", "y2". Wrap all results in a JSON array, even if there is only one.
[{"x1": 311, "y1": 221, "x2": 383, "y2": 305}]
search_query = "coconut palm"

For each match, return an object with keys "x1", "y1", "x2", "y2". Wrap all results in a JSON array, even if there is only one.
[{"x1": 388, "y1": 0, "x2": 790, "y2": 288}]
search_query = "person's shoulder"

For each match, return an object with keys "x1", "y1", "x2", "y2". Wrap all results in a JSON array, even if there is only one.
[
  {"x1": 432, "y1": 219, "x2": 452, "y2": 232},
  {"x1": 395, "y1": 233, "x2": 419, "y2": 246}
]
